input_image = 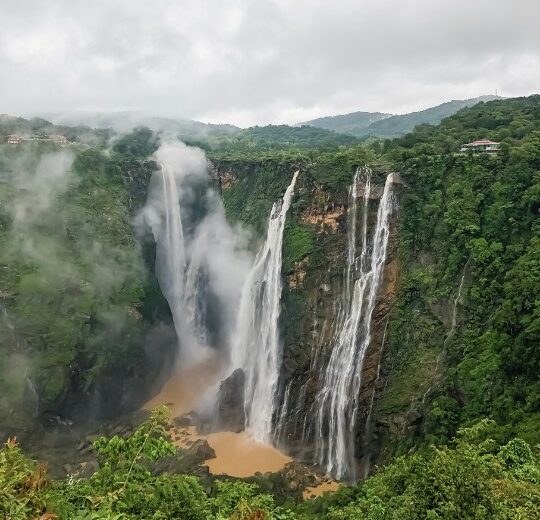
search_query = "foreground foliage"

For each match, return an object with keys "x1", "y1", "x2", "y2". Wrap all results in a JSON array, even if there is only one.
[
  {"x1": 0, "y1": 409, "x2": 296, "y2": 520},
  {"x1": 1, "y1": 415, "x2": 539, "y2": 519},
  {"x1": 299, "y1": 421, "x2": 540, "y2": 519}
]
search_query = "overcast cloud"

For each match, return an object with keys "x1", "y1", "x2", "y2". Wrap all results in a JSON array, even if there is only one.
[{"x1": 0, "y1": 0, "x2": 538, "y2": 127}]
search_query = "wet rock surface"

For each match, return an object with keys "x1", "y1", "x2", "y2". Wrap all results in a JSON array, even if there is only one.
[
  {"x1": 215, "y1": 368, "x2": 246, "y2": 432},
  {"x1": 150, "y1": 438, "x2": 215, "y2": 477},
  {"x1": 1, "y1": 409, "x2": 153, "y2": 479}
]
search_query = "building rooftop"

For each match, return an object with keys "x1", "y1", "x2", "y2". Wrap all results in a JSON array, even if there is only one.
[{"x1": 463, "y1": 139, "x2": 500, "y2": 146}]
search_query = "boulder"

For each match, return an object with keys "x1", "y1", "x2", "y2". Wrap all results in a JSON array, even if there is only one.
[
  {"x1": 173, "y1": 415, "x2": 193, "y2": 428},
  {"x1": 73, "y1": 460, "x2": 99, "y2": 478},
  {"x1": 215, "y1": 369, "x2": 246, "y2": 432},
  {"x1": 186, "y1": 439, "x2": 216, "y2": 461},
  {"x1": 150, "y1": 440, "x2": 215, "y2": 475}
]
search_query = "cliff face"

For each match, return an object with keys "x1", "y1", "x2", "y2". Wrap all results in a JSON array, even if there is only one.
[
  {"x1": 0, "y1": 142, "x2": 176, "y2": 430},
  {"x1": 215, "y1": 161, "x2": 403, "y2": 472}
]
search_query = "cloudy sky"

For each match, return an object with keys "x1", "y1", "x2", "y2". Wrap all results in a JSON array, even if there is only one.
[{"x1": 0, "y1": 0, "x2": 538, "y2": 127}]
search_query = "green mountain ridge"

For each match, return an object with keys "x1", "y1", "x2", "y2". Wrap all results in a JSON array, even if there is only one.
[
  {"x1": 302, "y1": 95, "x2": 502, "y2": 137},
  {"x1": 298, "y1": 110, "x2": 391, "y2": 135}
]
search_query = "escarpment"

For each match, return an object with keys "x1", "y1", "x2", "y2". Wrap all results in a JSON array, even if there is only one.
[{"x1": 214, "y1": 159, "x2": 404, "y2": 474}]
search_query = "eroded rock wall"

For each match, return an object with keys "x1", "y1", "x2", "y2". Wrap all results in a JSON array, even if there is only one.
[{"x1": 214, "y1": 161, "x2": 402, "y2": 471}]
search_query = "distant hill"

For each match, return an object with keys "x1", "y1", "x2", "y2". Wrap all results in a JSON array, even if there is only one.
[
  {"x1": 299, "y1": 111, "x2": 391, "y2": 136},
  {"x1": 31, "y1": 111, "x2": 240, "y2": 140},
  {"x1": 0, "y1": 114, "x2": 112, "y2": 146},
  {"x1": 190, "y1": 124, "x2": 359, "y2": 152},
  {"x1": 363, "y1": 95, "x2": 502, "y2": 138},
  {"x1": 302, "y1": 95, "x2": 502, "y2": 138}
]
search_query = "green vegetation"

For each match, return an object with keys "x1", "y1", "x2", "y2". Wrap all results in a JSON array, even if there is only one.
[
  {"x1": 2, "y1": 414, "x2": 538, "y2": 519},
  {"x1": 375, "y1": 94, "x2": 540, "y2": 456},
  {"x1": 283, "y1": 223, "x2": 314, "y2": 273},
  {"x1": 187, "y1": 124, "x2": 358, "y2": 153},
  {"x1": 299, "y1": 421, "x2": 540, "y2": 520},
  {"x1": 0, "y1": 124, "x2": 169, "y2": 424}
]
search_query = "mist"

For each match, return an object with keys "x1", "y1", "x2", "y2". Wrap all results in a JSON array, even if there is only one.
[
  {"x1": 136, "y1": 140, "x2": 252, "y2": 364},
  {"x1": 0, "y1": 142, "x2": 168, "y2": 420}
]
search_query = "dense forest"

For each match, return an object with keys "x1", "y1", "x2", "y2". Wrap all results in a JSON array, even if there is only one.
[
  {"x1": 1, "y1": 96, "x2": 539, "y2": 518},
  {"x1": 0, "y1": 123, "x2": 171, "y2": 425}
]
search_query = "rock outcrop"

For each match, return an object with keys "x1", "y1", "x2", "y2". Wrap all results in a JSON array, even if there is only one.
[{"x1": 215, "y1": 368, "x2": 246, "y2": 432}]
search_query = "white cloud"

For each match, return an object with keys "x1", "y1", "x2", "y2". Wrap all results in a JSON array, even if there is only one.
[{"x1": 0, "y1": 0, "x2": 538, "y2": 126}]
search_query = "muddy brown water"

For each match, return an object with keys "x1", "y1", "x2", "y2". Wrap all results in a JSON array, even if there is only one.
[
  {"x1": 302, "y1": 480, "x2": 341, "y2": 499},
  {"x1": 144, "y1": 355, "x2": 292, "y2": 477},
  {"x1": 144, "y1": 353, "x2": 224, "y2": 417}
]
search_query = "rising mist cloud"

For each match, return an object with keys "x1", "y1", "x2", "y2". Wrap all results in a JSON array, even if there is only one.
[{"x1": 136, "y1": 140, "x2": 252, "y2": 362}]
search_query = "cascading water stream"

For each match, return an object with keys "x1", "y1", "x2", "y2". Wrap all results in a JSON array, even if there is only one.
[
  {"x1": 155, "y1": 161, "x2": 189, "y2": 344},
  {"x1": 231, "y1": 171, "x2": 299, "y2": 443},
  {"x1": 344, "y1": 168, "x2": 360, "y2": 302},
  {"x1": 448, "y1": 259, "x2": 469, "y2": 341},
  {"x1": 316, "y1": 171, "x2": 395, "y2": 480},
  {"x1": 140, "y1": 143, "x2": 252, "y2": 363}
]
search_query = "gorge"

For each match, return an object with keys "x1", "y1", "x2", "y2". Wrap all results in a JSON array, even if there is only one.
[
  {"x1": 1, "y1": 95, "x2": 539, "y2": 519},
  {"x1": 138, "y1": 148, "x2": 399, "y2": 481}
]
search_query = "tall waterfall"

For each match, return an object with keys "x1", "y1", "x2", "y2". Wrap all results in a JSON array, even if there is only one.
[
  {"x1": 155, "y1": 161, "x2": 188, "y2": 344},
  {"x1": 138, "y1": 141, "x2": 252, "y2": 362},
  {"x1": 316, "y1": 171, "x2": 395, "y2": 480},
  {"x1": 231, "y1": 171, "x2": 299, "y2": 443}
]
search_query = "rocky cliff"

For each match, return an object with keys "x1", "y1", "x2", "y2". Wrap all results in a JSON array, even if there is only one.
[{"x1": 213, "y1": 158, "x2": 403, "y2": 473}]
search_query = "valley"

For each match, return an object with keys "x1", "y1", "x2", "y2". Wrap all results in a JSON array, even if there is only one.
[{"x1": 1, "y1": 95, "x2": 539, "y2": 519}]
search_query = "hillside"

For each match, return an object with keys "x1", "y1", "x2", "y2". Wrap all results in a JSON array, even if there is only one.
[
  {"x1": 299, "y1": 110, "x2": 391, "y2": 135},
  {"x1": 0, "y1": 123, "x2": 174, "y2": 426},
  {"x1": 303, "y1": 95, "x2": 501, "y2": 138},
  {"x1": 364, "y1": 94, "x2": 501, "y2": 138},
  {"x1": 33, "y1": 111, "x2": 240, "y2": 140},
  {"x1": 188, "y1": 124, "x2": 359, "y2": 152},
  {"x1": 371, "y1": 94, "x2": 540, "y2": 461}
]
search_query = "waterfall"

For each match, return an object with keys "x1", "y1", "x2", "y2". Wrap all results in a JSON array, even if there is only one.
[
  {"x1": 448, "y1": 259, "x2": 469, "y2": 340},
  {"x1": 139, "y1": 142, "x2": 252, "y2": 362},
  {"x1": 316, "y1": 171, "x2": 395, "y2": 480},
  {"x1": 231, "y1": 171, "x2": 299, "y2": 443},
  {"x1": 344, "y1": 168, "x2": 360, "y2": 302},
  {"x1": 276, "y1": 380, "x2": 293, "y2": 442},
  {"x1": 152, "y1": 161, "x2": 197, "y2": 355},
  {"x1": 421, "y1": 260, "x2": 469, "y2": 404}
]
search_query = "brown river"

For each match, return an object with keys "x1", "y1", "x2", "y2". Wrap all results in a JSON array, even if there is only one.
[{"x1": 144, "y1": 354, "x2": 292, "y2": 477}]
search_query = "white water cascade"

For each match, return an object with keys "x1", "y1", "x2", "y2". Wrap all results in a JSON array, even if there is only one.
[
  {"x1": 146, "y1": 160, "x2": 208, "y2": 359},
  {"x1": 231, "y1": 171, "x2": 299, "y2": 443},
  {"x1": 155, "y1": 162, "x2": 187, "y2": 332},
  {"x1": 316, "y1": 171, "x2": 395, "y2": 480},
  {"x1": 139, "y1": 142, "x2": 252, "y2": 363}
]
